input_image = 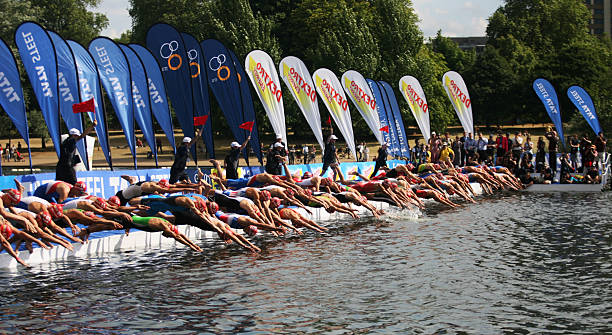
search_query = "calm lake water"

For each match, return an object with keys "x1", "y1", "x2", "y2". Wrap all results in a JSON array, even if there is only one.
[{"x1": 1, "y1": 192, "x2": 610, "y2": 334}]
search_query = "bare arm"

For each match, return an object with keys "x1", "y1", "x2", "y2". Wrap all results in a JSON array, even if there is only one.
[{"x1": 76, "y1": 119, "x2": 98, "y2": 141}]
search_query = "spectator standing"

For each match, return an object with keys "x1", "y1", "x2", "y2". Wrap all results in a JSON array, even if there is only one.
[
  {"x1": 495, "y1": 132, "x2": 508, "y2": 164},
  {"x1": 476, "y1": 133, "x2": 488, "y2": 163},
  {"x1": 579, "y1": 134, "x2": 592, "y2": 172},
  {"x1": 464, "y1": 133, "x2": 476, "y2": 161},
  {"x1": 363, "y1": 144, "x2": 369, "y2": 162},
  {"x1": 546, "y1": 129, "x2": 560, "y2": 175},
  {"x1": 429, "y1": 132, "x2": 440, "y2": 163},
  {"x1": 452, "y1": 136, "x2": 462, "y2": 166},
  {"x1": 224, "y1": 135, "x2": 251, "y2": 180},
  {"x1": 569, "y1": 135, "x2": 579, "y2": 170},
  {"x1": 156, "y1": 138, "x2": 163, "y2": 154},
  {"x1": 535, "y1": 137, "x2": 546, "y2": 172},
  {"x1": 320, "y1": 135, "x2": 339, "y2": 175},
  {"x1": 169, "y1": 127, "x2": 203, "y2": 184},
  {"x1": 56, "y1": 121, "x2": 97, "y2": 184},
  {"x1": 302, "y1": 144, "x2": 309, "y2": 164},
  {"x1": 370, "y1": 142, "x2": 389, "y2": 178},
  {"x1": 265, "y1": 142, "x2": 284, "y2": 175},
  {"x1": 594, "y1": 131, "x2": 607, "y2": 170},
  {"x1": 288, "y1": 145, "x2": 296, "y2": 165},
  {"x1": 460, "y1": 132, "x2": 468, "y2": 165},
  {"x1": 356, "y1": 142, "x2": 363, "y2": 162},
  {"x1": 511, "y1": 132, "x2": 523, "y2": 160}
]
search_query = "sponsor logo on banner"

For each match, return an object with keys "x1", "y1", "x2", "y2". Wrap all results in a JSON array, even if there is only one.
[
  {"x1": 209, "y1": 53, "x2": 230, "y2": 82},
  {"x1": 341, "y1": 70, "x2": 382, "y2": 144},
  {"x1": 159, "y1": 40, "x2": 182, "y2": 71},
  {"x1": 442, "y1": 71, "x2": 473, "y2": 134},
  {"x1": 282, "y1": 63, "x2": 317, "y2": 104},
  {"x1": 402, "y1": 82, "x2": 427, "y2": 114}
]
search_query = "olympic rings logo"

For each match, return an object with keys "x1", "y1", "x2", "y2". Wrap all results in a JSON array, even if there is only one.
[
  {"x1": 160, "y1": 40, "x2": 182, "y2": 71},
  {"x1": 209, "y1": 54, "x2": 230, "y2": 81},
  {"x1": 187, "y1": 49, "x2": 200, "y2": 78}
]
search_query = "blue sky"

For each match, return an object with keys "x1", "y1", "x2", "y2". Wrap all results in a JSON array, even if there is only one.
[{"x1": 99, "y1": 0, "x2": 504, "y2": 38}]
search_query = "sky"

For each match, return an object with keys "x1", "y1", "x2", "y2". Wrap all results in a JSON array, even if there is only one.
[{"x1": 99, "y1": 0, "x2": 504, "y2": 39}]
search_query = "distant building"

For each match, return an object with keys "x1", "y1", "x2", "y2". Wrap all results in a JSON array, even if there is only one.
[
  {"x1": 584, "y1": 0, "x2": 611, "y2": 36},
  {"x1": 449, "y1": 37, "x2": 487, "y2": 53}
]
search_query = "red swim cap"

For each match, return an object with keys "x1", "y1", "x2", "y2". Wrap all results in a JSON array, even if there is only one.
[
  {"x1": 302, "y1": 171, "x2": 313, "y2": 179},
  {"x1": 260, "y1": 190, "x2": 271, "y2": 201},
  {"x1": 246, "y1": 225, "x2": 258, "y2": 236},
  {"x1": 48, "y1": 203, "x2": 63, "y2": 219},
  {"x1": 270, "y1": 197, "x2": 282, "y2": 208},
  {"x1": 284, "y1": 188, "x2": 295, "y2": 198},
  {"x1": 108, "y1": 196, "x2": 120, "y2": 206},
  {"x1": 73, "y1": 181, "x2": 87, "y2": 193},
  {"x1": 170, "y1": 225, "x2": 179, "y2": 235},
  {"x1": 207, "y1": 201, "x2": 219, "y2": 214},
  {"x1": 0, "y1": 223, "x2": 13, "y2": 239},
  {"x1": 158, "y1": 179, "x2": 170, "y2": 189},
  {"x1": 84, "y1": 211, "x2": 96, "y2": 218},
  {"x1": 4, "y1": 189, "x2": 21, "y2": 204},
  {"x1": 36, "y1": 212, "x2": 53, "y2": 227},
  {"x1": 93, "y1": 197, "x2": 107, "y2": 210}
]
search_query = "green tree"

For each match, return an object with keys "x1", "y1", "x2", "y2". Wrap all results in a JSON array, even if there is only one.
[
  {"x1": 430, "y1": 30, "x2": 475, "y2": 74},
  {"x1": 32, "y1": 0, "x2": 109, "y2": 45}
]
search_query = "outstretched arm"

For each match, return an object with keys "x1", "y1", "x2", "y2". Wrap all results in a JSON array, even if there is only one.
[{"x1": 77, "y1": 119, "x2": 98, "y2": 141}]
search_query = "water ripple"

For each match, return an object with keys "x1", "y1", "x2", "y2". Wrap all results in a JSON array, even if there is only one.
[{"x1": 0, "y1": 193, "x2": 610, "y2": 334}]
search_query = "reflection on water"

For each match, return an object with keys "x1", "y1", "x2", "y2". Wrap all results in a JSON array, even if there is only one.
[{"x1": 1, "y1": 193, "x2": 610, "y2": 334}]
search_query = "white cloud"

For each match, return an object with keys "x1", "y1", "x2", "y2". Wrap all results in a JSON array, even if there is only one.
[
  {"x1": 413, "y1": 0, "x2": 504, "y2": 37},
  {"x1": 97, "y1": 0, "x2": 131, "y2": 38}
]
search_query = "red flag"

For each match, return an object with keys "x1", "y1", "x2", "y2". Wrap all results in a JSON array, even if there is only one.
[
  {"x1": 72, "y1": 98, "x2": 95, "y2": 114},
  {"x1": 193, "y1": 115, "x2": 209, "y2": 126},
  {"x1": 327, "y1": 115, "x2": 332, "y2": 125},
  {"x1": 379, "y1": 125, "x2": 389, "y2": 133},
  {"x1": 239, "y1": 121, "x2": 254, "y2": 132}
]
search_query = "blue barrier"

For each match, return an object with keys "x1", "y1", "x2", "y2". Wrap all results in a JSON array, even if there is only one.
[{"x1": 0, "y1": 160, "x2": 406, "y2": 198}]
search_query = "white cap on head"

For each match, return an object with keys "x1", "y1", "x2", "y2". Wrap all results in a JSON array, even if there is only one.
[
  {"x1": 382, "y1": 142, "x2": 389, "y2": 147},
  {"x1": 183, "y1": 137, "x2": 192, "y2": 143},
  {"x1": 231, "y1": 141, "x2": 240, "y2": 148},
  {"x1": 69, "y1": 128, "x2": 81, "y2": 136},
  {"x1": 276, "y1": 134, "x2": 283, "y2": 140},
  {"x1": 274, "y1": 142, "x2": 284, "y2": 148},
  {"x1": 330, "y1": 135, "x2": 338, "y2": 140}
]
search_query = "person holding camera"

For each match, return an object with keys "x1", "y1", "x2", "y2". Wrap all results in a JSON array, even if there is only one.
[{"x1": 56, "y1": 120, "x2": 97, "y2": 185}]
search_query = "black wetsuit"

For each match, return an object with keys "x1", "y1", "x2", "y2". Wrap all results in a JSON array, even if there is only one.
[
  {"x1": 370, "y1": 147, "x2": 388, "y2": 178},
  {"x1": 170, "y1": 144, "x2": 189, "y2": 184},
  {"x1": 224, "y1": 147, "x2": 241, "y2": 179},
  {"x1": 208, "y1": 191, "x2": 245, "y2": 214},
  {"x1": 320, "y1": 141, "x2": 337, "y2": 175},
  {"x1": 56, "y1": 137, "x2": 78, "y2": 184}
]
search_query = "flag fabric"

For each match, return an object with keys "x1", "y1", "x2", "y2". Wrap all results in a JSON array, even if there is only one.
[
  {"x1": 533, "y1": 78, "x2": 566, "y2": 146},
  {"x1": 146, "y1": 24, "x2": 195, "y2": 159},
  {"x1": 14, "y1": 22, "x2": 62, "y2": 157},
  {"x1": 239, "y1": 121, "x2": 254, "y2": 132},
  {"x1": 67, "y1": 39, "x2": 113, "y2": 168},
  {"x1": 0, "y1": 36, "x2": 32, "y2": 172},
  {"x1": 279, "y1": 56, "x2": 324, "y2": 151},
  {"x1": 194, "y1": 115, "x2": 209, "y2": 126},
  {"x1": 120, "y1": 44, "x2": 158, "y2": 166},
  {"x1": 379, "y1": 81, "x2": 409, "y2": 158},
  {"x1": 128, "y1": 44, "x2": 176, "y2": 153},
  {"x1": 342, "y1": 70, "x2": 383, "y2": 143},
  {"x1": 380, "y1": 125, "x2": 389, "y2": 133},
  {"x1": 245, "y1": 50, "x2": 286, "y2": 144},
  {"x1": 72, "y1": 98, "x2": 95, "y2": 113},
  {"x1": 313, "y1": 68, "x2": 357, "y2": 160},
  {"x1": 89, "y1": 37, "x2": 137, "y2": 168},
  {"x1": 367, "y1": 79, "x2": 395, "y2": 154},
  {"x1": 229, "y1": 49, "x2": 263, "y2": 165},
  {"x1": 400, "y1": 76, "x2": 431, "y2": 142},
  {"x1": 442, "y1": 71, "x2": 473, "y2": 135},
  {"x1": 567, "y1": 85, "x2": 602, "y2": 135},
  {"x1": 181, "y1": 32, "x2": 214, "y2": 158},
  {"x1": 48, "y1": 30, "x2": 89, "y2": 170}
]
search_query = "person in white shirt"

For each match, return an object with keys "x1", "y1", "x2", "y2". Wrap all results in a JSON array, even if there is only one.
[
  {"x1": 477, "y1": 133, "x2": 488, "y2": 163},
  {"x1": 302, "y1": 144, "x2": 309, "y2": 164}
]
